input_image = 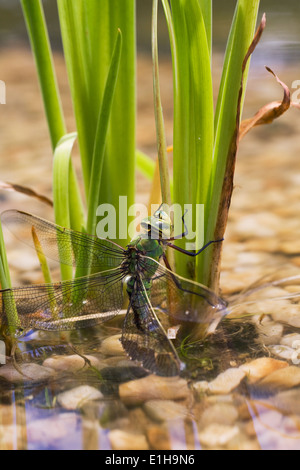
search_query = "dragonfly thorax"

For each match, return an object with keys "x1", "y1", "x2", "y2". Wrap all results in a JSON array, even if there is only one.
[{"x1": 127, "y1": 236, "x2": 164, "y2": 263}]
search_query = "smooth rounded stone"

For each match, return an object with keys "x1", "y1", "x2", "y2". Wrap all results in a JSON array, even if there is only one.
[
  {"x1": 281, "y1": 333, "x2": 300, "y2": 348},
  {"x1": 269, "y1": 388, "x2": 300, "y2": 415},
  {"x1": 193, "y1": 381, "x2": 209, "y2": 395},
  {"x1": 108, "y1": 430, "x2": 149, "y2": 450},
  {"x1": 0, "y1": 363, "x2": 56, "y2": 383},
  {"x1": 99, "y1": 335, "x2": 125, "y2": 356},
  {"x1": 268, "y1": 345, "x2": 296, "y2": 361},
  {"x1": 43, "y1": 354, "x2": 103, "y2": 372},
  {"x1": 272, "y1": 304, "x2": 300, "y2": 328},
  {"x1": 239, "y1": 358, "x2": 288, "y2": 384},
  {"x1": 119, "y1": 375, "x2": 190, "y2": 405},
  {"x1": 198, "y1": 423, "x2": 240, "y2": 448},
  {"x1": 57, "y1": 385, "x2": 103, "y2": 410},
  {"x1": 27, "y1": 413, "x2": 78, "y2": 443},
  {"x1": 207, "y1": 368, "x2": 246, "y2": 395},
  {"x1": 256, "y1": 320, "x2": 283, "y2": 346},
  {"x1": 199, "y1": 403, "x2": 239, "y2": 428},
  {"x1": 147, "y1": 426, "x2": 171, "y2": 450},
  {"x1": 205, "y1": 394, "x2": 234, "y2": 404},
  {"x1": 143, "y1": 399, "x2": 188, "y2": 423},
  {"x1": 100, "y1": 366, "x2": 148, "y2": 383},
  {"x1": 257, "y1": 366, "x2": 300, "y2": 391}
]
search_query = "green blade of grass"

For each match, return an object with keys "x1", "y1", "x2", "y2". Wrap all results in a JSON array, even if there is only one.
[
  {"x1": 57, "y1": 0, "x2": 95, "y2": 198},
  {"x1": 152, "y1": 0, "x2": 172, "y2": 207},
  {"x1": 21, "y1": 0, "x2": 66, "y2": 150},
  {"x1": 53, "y1": 132, "x2": 85, "y2": 280},
  {"x1": 199, "y1": 0, "x2": 212, "y2": 59},
  {"x1": 99, "y1": 0, "x2": 136, "y2": 247},
  {"x1": 163, "y1": 0, "x2": 214, "y2": 278},
  {"x1": 0, "y1": 223, "x2": 20, "y2": 333},
  {"x1": 136, "y1": 150, "x2": 155, "y2": 181},
  {"x1": 201, "y1": 0, "x2": 260, "y2": 289},
  {"x1": 86, "y1": 29, "x2": 123, "y2": 237}
]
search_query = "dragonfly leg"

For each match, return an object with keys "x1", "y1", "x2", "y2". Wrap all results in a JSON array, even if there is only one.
[
  {"x1": 166, "y1": 238, "x2": 223, "y2": 257},
  {"x1": 162, "y1": 253, "x2": 216, "y2": 307}
]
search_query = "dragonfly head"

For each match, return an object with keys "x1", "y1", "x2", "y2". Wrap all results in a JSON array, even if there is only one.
[{"x1": 141, "y1": 206, "x2": 173, "y2": 240}]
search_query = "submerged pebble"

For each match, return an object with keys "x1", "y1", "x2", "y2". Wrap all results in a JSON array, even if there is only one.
[
  {"x1": 271, "y1": 305, "x2": 300, "y2": 329},
  {"x1": 99, "y1": 335, "x2": 125, "y2": 356},
  {"x1": 108, "y1": 429, "x2": 149, "y2": 450},
  {"x1": 280, "y1": 333, "x2": 300, "y2": 348},
  {"x1": 198, "y1": 423, "x2": 240, "y2": 448},
  {"x1": 119, "y1": 375, "x2": 190, "y2": 405},
  {"x1": 207, "y1": 368, "x2": 246, "y2": 395},
  {"x1": 199, "y1": 403, "x2": 239, "y2": 428},
  {"x1": 239, "y1": 357, "x2": 288, "y2": 384},
  {"x1": 57, "y1": 385, "x2": 103, "y2": 410},
  {"x1": 143, "y1": 399, "x2": 188, "y2": 423},
  {"x1": 100, "y1": 366, "x2": 148, "y2": 383},
  {"x1": 0, "y1": 363, "x2": 56, "y2": 383},
  {"x1": 269, "y1": 388, "x2": 300, "y2": 415},
  {"x1": 43, "y1": 354, "x2": 103, "y2": 372},
  {"x1": 27, "y1": 413, "x2": 78, "y2": 445},
  {"x1": 257, "y1": 366, "x2": 300, "y2": 391},
  {"x1": 268, "y1": 345, "x2": 296, "y2": 361}
]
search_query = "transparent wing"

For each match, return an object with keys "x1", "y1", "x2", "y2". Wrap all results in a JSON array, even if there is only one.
[
  {"x1": 139, "y1": 257, "x2": 227, "y2": 324},
  {"x1": 121, "y1": 277, "x2": 182, "y2": 376},
  {"x1": 0, "y1": 267, "x2": 125, "y2": 331},
  {"x1": 1, "y1": 210, "x2": 125, "y2": 270}
]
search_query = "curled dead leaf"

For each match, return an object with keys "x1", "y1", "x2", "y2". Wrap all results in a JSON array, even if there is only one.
[
  {"x1": 239, "y1": 67, "x2": 291, "y2": 141},
  {"x1": 0, "y1": 181, "x2": 53, "y2": 207}
]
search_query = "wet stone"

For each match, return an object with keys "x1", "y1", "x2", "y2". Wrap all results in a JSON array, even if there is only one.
[
  {"x1": 99, "y1": 335, "x2": 125, "y2": 356},
  {"x1": 57, "y1": 385, "x2": 103, "y2": 410},
  {"x1": 269, "y1": 389, "x2": 300, "y2": 415},
  {"x1": 143, "y1": 399, "x2": 188, "y2": 423},
  {"x1": 100, "y1": 366, "x2": 148, "y2": 384},
  {"x1": 239, "y1": 358, "x2": 288, "y2": 384},
  {"x1": 207, "y1": 368, "x2": 246, "y2": 395},
  {"x1": 119, "y1": 375, "x2": 190, "y2": 405},
  {"x1": 147, "y1": 426, "x2": 171, "y2": 450},
  {"x1": 268, "y1": 345, "x2": 296, "y2": 361},
  {"x1": 27, "y1": 413, "x2": 78, "y2": 445},
  {"x1": 198, "y1": 423, "x2": 240, "y2": 448},
  {"x1": 271, "y1": 305, "x2": 300, "y2": 329},
  {"x1": 280, "y1": 333, "x2": 300, "y2": 348},
  {"x1": 199, "y1": 403, "x2": 239, "y2": 428},
  {"x1": 108, "y1": 429, "x2": 149, "y2": 450},
  {"x1": 256, "y1": 366, "x2": 300, "y2": 392},
  {"x1": 0, "y1": 363, "x2": 56, "y2": 383},
  {"x1": 43, "y1": 354, "x2": 103, "y2": 372}
]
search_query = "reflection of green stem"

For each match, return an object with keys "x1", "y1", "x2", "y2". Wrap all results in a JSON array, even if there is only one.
[{"x1": 31, "y1": 227, "x2": 59, "y2": 321}]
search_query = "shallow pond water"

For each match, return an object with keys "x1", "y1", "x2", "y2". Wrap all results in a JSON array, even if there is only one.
[
  {"x1": 0, "y1": 0, "x2": 300, "y2": 450},
  {"x1": 2, "y1": 270, "x2": 300, "y2": 451}
]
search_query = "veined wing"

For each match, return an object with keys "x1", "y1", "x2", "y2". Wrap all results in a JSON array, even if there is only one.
[
  {"x1": 121, "y1": 275, "x2": 183, "y2": 376},
  {"x1": 140, "y1": 257, "x2": 228, "y2": 325},
  {"x1": 1, "y1": 210, "x2": 125, "y2": 270},
  {"x1": 0, "y1": 267, "x2": 125, "y2": 331}
]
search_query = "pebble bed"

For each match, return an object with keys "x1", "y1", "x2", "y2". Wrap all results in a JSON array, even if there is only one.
[{"x1": 0, "y1": 49, "x2": 300, "y2": 450}]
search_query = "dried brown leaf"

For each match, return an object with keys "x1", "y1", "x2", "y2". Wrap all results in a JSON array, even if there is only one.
[
  {"x1": 239, "y1": 67, "x2": 290, "y2": 141},
  {"x1": 0, "y1": 181, "x2": 53, "y2": 207}
]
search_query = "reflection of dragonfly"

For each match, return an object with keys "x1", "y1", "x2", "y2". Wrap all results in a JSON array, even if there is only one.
[{"x1": 0, "y1": 207, "x2": 227, "y2": 376}]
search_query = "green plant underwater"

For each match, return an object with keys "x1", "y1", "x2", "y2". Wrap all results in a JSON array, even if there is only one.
[{"x1": 0, "y1": 0, "x2": 294, "y2": 335}]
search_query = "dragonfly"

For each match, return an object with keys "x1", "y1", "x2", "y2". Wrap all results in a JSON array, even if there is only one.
[{"x1": 0, "y1": 206, "x2": 227, "y2": 376}]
